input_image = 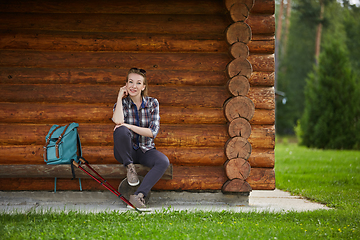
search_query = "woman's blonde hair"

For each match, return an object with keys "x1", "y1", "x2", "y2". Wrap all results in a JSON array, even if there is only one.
[{"x1": 126, "y1": 68, "x2": 148, "y2": 97}]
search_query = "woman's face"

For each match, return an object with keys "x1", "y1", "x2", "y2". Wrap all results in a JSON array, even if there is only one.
[{"x1": 126, "y1": 73, "x2": 146, "y2": 98}]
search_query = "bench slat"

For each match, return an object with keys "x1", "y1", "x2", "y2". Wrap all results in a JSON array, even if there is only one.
[{"x1": 0, "y1": 164, "x2": 173, "y2": 180}]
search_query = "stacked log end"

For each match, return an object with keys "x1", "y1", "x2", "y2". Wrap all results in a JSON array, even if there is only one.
[{"x1": 222, "y1": 0, "x2": 275, "y2": 193}]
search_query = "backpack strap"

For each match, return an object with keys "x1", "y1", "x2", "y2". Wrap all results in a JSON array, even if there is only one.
[
  {"x1": 55, "y1": 124, "x2": 70, "y2": 159},
  {"x1": 43, "y1": 125, "x2": 62, "y2": 162}
]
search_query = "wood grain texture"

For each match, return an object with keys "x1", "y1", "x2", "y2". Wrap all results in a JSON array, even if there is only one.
[
  {"x1": 0, "y1": 166, "x2": 274, "y2": 191},
  {"x1": 0, "y1": 84, "x2": 274, "y2": 109},
  {"x1": 0, "y1": 0, "x2": 226, "y2": 14},
  {"x1": 0, "y1": 13, "x2": 230, "y2": 35},
  {"x1": 228, "y1": 117, "x2": 252, "y2": 138},
  {"x1": 229, "y1": 3, "x2": 250, "y2": 22},
  {"x1": 0, "y1": 164, "x2": 173, "y2": 179},
  {"x1": 227, "y1": 75, "x2": 250, "y2": 96},
  {"x1": 1, "y1": 67, "x2": 274, "y2": 86},
  {"x1": 246, "y1": 167, "x2": 275, "y2": 190},
  {"x1": 0, "y1": 145, "x2": 275, "y2": 167},
  {"x1": 224, "y1": 96, "x2": 255, "y2": 122},
  {"x1": 226, "y1": 22, "x2": 252, "y2": 45},
  {"x1": 0, "y1": 0, "x2": 276, "y2": 192},
  {"x1": 0, "y1": 50, "x2": 231, "y2": 71},
  {"x1": 225, "y1": 137, "x2": 252, "y2": 160},
  {"x1": 252, "y1": 0, "x2": 275, "y2": 14},
  {"x1": 222, "y1": 179, "x2": 252, "y2": 193},
  {"x1": 224, "y1": 158, "x2": 251, "y2": 180},
  {"x1": 0, "y1": 31, "x2": 273, "y2": 54},
  {"x1": 225, "y1": 0, "x2": 255, "y2": 12}
]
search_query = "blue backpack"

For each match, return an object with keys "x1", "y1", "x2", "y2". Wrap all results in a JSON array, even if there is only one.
[{"x1": 44, "y1": 122, "x2": 82, "y2": 165}]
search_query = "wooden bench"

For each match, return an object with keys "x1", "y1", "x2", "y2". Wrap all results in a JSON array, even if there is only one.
[
  {"x1": 0, "y1": 164, "x2": 172, "y2": 203},
  {"x1": 0, "y1": 164, "x2": 173, "y2": 180}
]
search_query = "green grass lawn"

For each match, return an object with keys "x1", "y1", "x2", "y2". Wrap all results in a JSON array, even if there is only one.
[{"x1": 1, "y1": 143, "x2": 359, "y2": 239}]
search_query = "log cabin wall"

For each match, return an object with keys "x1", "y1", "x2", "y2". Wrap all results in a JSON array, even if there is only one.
[{"x1": 0, "y1": 0, "x2": 275, "y2": 192}]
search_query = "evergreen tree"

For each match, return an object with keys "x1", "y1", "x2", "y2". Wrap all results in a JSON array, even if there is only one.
[{"x1": 300, "y1": 40, "x2": 360, "y2": 149}]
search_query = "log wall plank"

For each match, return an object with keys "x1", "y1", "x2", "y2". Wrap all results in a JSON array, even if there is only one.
[
  {"x1": 0, "y1": 0, "x2": 226, "y2": 14},
  {"x1": 0, "y1": 166, "x2": 275, "y2": 191},
  {"x1": 0, "y1": 31, "x2": 273, "y2": 54},
  {"x1": 0, "y1": 13, "x2": 273, "y2": 35},
  {"x1": 0, "y1": 164, "x2": 173, "y2": 180},
  {"x1": 0, "y1": 145, "x2": 275, "y2": 167},
  {"x1": 1, "y1": 67, "x2": 274, "y2": 87},
  {"x1": 0, "y1": 84, "x2": 274, "y2": 109},
  {"x1": 0, "y1": 50, "x2": 231, "y2": 71},
  {"x1": 0, "y1": 13, "x2": 230, "y2": 35},
  {"x1": 0, "y1": 123, "x2": 274, "y2": 149}
]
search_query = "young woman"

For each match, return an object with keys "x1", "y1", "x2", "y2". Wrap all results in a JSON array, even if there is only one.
[{"x1": 112, "y1": 68, "x2": 169, "y2": 210}]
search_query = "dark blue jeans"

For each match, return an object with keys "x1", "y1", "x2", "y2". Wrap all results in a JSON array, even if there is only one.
[{"x1": 113, "y1": 126, "x2": 169, "y2": 197}]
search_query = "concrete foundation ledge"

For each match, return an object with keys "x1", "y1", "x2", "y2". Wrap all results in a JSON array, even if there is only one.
[{"x1": 149, "y1": 190, "x2": 249, "y2": 207}]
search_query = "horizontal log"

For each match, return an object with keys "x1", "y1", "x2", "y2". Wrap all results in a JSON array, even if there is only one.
[
  {"x1": 0, "y1": 84, "x2": 274, "y2": 109},
  {"x1": 251, "y1": 108, "x2": 275, "y2": 125},
  {"x1": 0, "y1": 13, "x2": 231, "y2": 35},
  {"x1": 0, "y1": 103, "x2": 274, "y2": 125},
  {"x1": 222, "y1": 179, "x2": 252, "y2": 193},
  {"x1": 0, "y1": 103, "x2": 226, "y2": 125},
  {"x1": 0, "y1": 145, "x2": 274, "y2": 167},
  {"x1": 0, "y1": 166, "x2": 274, "y2": 191},
  {"x1": 248, "y1": 54, "x2": 275, "y2": 72},
  {"x1": 0, "y1": 123, "x2": 229, "y2": 147},
  {"x1": 1, "y1": 67, "x2": 274, "y2": 87},
  {"x1": 0, "y1": 84, "x2": 230, "y2": 108},
  {"x1": 0, "y1": 0, "x2": 226, "y2": 14},
  {"x1": 0, "y1": 31, "x2": 273, "y2": 54},
  {"x1": 0, "y1": 166, "x2": 228, "y2": 191},
  {"x1": 0, "y1": 164, "x2": 172, "y2": 179},
  {"x1": 0, "y1": 123, "x2": 274, "y2": 149},
  {"x1": 0, "y1": 67, "x2": 228, "y2": 86},
  {"x1": 0, "y1": 30, "x2": 226, "y2": 53},
  {"x1": 0, "y1": 50, "x2": 230, "y2": 72},
  {"x1": 249, "y1": 71, "x2": 274, "y2": 87},
  {"x1": 247, "y1": 86, "x2": 275, "y2": 109},
  {"x1": 248, "y1": 124, "x2": 275, "y2": 149},
  {"x1": 251, "y1": 34, "x2": 274, "y2": 41},
  {"x1": 248, "y1": 148, "x2": 274, "y2": 168},
  {"x1": 246, "y1": 167, "x2": 275, "y2": 190},
  {"x1": 245, "y1": 14, "x2": 275, "y2": 35},
  {"x1": 247, "y1": 39, "x2": 275, "y2": 54},
  {"x1": 0, "y1": 51, "x2": 272, "y2": 81},
  {"x1": 0, "y1": 13, "x2": 271, "y2": 36},
  {"x1": 0, "y1": 145, "x2": 227, "y2": 166},
  {"x1": 251, "y1": 0, "x2": 275, "y2": 14}
]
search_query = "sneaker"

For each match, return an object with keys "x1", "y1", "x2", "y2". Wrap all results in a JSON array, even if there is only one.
[
  {"x1": 126, "y1": 163, "x2": 139, "y2": 186},
  {"x1": 127, "y1": 193, "x2": 152, "y2": 211}
]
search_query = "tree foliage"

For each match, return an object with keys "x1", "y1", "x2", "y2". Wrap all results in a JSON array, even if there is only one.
[
  {"x1": 299, "y1": 40, "x2": 360, "y2": 149},
  {"x1": 275, "y1": 0, "x2": 360, "y2": 140}
]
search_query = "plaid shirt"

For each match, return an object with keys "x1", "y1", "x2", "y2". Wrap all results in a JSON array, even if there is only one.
[{"x1": 114, "y1": 96, "x2": 160, "y2": 152}]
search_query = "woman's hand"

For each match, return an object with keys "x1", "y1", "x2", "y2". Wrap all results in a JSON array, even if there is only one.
[
  {"x1": 118, "y1": 86, "x2": 128, "y2": 99},
  {"x1": 113, "y1": 124, "x2": 153, "y2": 138},
  {"x1": 114, "y1": 123, "x2": 131, "y2": 131}
]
